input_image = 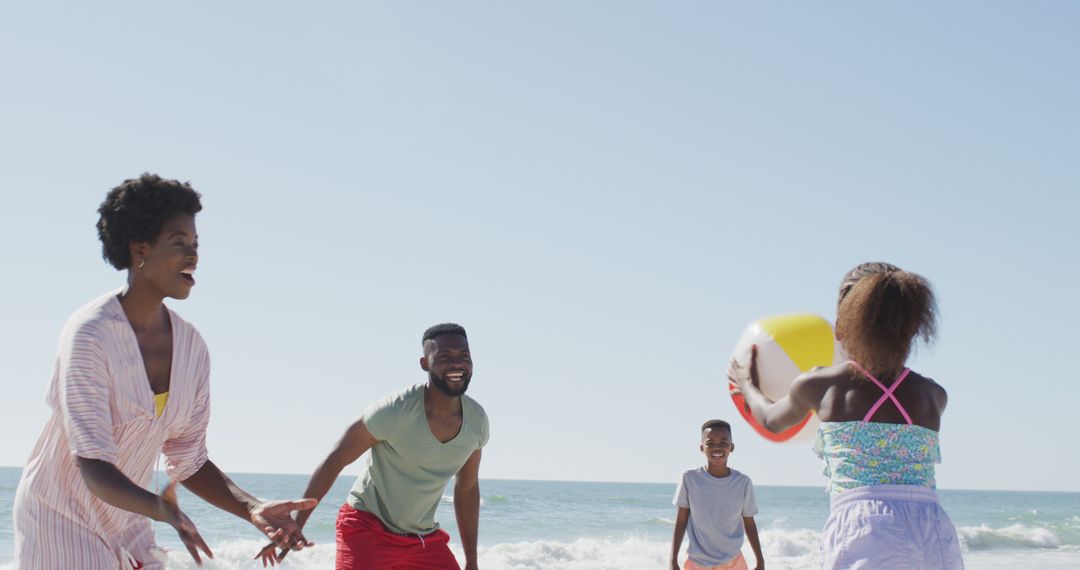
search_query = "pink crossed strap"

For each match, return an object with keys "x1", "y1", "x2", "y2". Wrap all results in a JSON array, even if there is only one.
[{"x1": 847, "y1": 360, "x2": 913, "y2": 424}]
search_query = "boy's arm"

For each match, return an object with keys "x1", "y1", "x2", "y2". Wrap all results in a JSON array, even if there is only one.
[
  {"x1": 670, "y1": 506, "x2": 690, "y2": 570},
  {"x1": 743, "y1": 516, "x2": 764, "y2": 570}
]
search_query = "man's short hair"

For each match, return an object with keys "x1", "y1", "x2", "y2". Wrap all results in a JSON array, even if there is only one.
[
  {"x1": 701, "y1": 419, "x2": 732, "y2": 435},
  {"x1": 422, "y1": 323, "x2": 467, "y2": 345}
]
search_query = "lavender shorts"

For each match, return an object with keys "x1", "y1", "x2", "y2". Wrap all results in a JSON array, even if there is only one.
[{"x1": 822, "y1": 485, "x2": 964, "y2": 569}]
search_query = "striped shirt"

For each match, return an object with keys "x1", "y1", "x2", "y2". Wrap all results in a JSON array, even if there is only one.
[{"x1": 14, "y1": 290, "x2": 211, "y2": 568}]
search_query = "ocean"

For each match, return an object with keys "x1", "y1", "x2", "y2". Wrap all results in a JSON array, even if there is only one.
[{"x1": 1, "y1": 466, "x2": 1077, "y2": 569}]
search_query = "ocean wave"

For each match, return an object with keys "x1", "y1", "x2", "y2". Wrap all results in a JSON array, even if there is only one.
[
  {"x1": 153, "y1": 538, "x2": 672, "y2": 570},
  {"x1": 762, "y1": 527, "x2": 820, "y2": 558},
  {"x1": 959, "y1": 523, "x2": 1061, "y2": 550},
  {"x1": 476, "y1": 537, "x2": 670, "y2": 569},
  {"x1": 441, "y1": 494, "x2": 507, "y2": 507},
  {"x1": 164, "y1": 540, "x2": 336, "y2": 569},
  {"x1": 472, "y1": 536, "x2": 822, "y2": 570},
  {"x1": 148, "y1": 535, "x2": 824, "y2": 570},
  {"x1": 7, "y1": 528, "x2": 1080, "y2": 570}
]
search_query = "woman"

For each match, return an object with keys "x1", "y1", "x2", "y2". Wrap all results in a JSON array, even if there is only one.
[
  {"x1": 730, "y1": 262, "x2": 964, "y2": 569},
  {"x1": 14, "y1": 174, "x2": 316, "y2": 569}
]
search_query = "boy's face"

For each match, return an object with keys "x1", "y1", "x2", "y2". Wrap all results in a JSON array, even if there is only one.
[{"x1": 700, "y1": 427, "x2": 734, "y2": 468}]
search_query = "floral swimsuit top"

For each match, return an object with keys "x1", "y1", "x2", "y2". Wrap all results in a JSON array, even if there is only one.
[{"x1": 813, "y1": 361, "x2": 941, "y2": 494}]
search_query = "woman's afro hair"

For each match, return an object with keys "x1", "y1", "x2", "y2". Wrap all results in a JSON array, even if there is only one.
[{"x1": 96, "y1": 173, "x2": 202, "y2": 270}]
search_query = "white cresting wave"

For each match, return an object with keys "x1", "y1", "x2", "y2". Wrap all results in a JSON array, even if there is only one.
[
  {"x1": 959, "y1": 523, "x2": 1066, "y2": 550},
  {"x1": 151, "y1": 535, "x2": 820, "y2": 570},
  {"x1": 1, "y1": 523, "x2": 1076, "y2": 570}
]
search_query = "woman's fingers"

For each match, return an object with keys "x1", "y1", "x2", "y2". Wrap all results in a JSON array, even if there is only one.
[
  {"x1": 287, "y1": 531, "x2": 313, "y2": 551},
  {"x1": 276, "y1": 498, "x2": 318, "y2": 512},
  {"x1": 176, "y1": 516, "x2": 213, "y2": 563},
  {"x1": 268, "y1": 527, "x2": 289, "y2": 549},
  {"x1": 192, "y1": 529, "x2": 213, "y2": 560},
  {"x1": 254, "y1": 542, "x2": 280, "y2": 567},
  {"x1": 181, "y1": 537, "x2": 202, "y2": 565}
]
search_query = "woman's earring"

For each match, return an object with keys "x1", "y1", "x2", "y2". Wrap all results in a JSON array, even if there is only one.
[{"x1": 137, "y1": 257, "x2": 145, "y2": 269}]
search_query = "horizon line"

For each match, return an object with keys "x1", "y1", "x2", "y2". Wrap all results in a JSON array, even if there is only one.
[{"x1": 0, "y1": 465, "x2": 1075, "y2": 494}]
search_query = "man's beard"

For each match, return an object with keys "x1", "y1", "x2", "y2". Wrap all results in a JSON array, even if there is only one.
[{"x1": 429, "y1": 371, "x2": 471, "y2": 397}]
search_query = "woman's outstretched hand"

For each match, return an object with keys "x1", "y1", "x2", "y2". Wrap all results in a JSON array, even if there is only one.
[
  {"x1": 250, "y1": 497, "x2": 317, "y2": 554},
  {"x1": 256, "y1": 541, "x2": 286, "y2": 567},
  {"x1": 250, "y1": 498, "x2": 318, "y2": 567},
  {"x1": 160, "y1": 479, "x2": 214, "y2": 565}
]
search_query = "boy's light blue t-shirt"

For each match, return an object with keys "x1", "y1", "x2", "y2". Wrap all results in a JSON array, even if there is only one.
[
  {"x1": 348, "y1": 383, "x2": 489, "y2": 535},
  {"x1": 673, "y1": 467, "x2": 758, "y2": 566}
]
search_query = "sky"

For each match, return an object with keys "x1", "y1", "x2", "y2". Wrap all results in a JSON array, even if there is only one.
[{"x1": 1, "y1": 1, "x2": 1078, "y2": 493}]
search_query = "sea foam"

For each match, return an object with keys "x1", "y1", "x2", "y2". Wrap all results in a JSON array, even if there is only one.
[
  {"x1": 5, "y1": 524, "x2": 1080, "y2": 570},
  {"x1": 959, "y1": 523, "x2": 1061, "y2": 550},
  {"x1": 152, "y1": 530, "x2": 823, "y2": 570}
]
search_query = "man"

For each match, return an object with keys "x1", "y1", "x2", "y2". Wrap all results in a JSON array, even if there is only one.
[{"x1": 261, "y1": 323, "x2": 488, "y2": 570}]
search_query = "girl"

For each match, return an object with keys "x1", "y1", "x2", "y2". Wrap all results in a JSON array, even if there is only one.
[
  {"x1": 730, "y1": 262, "x2": 963, "y2": 569},
  {"x1": 14, "y1": 174, "x2": 316, "y2": 568}
]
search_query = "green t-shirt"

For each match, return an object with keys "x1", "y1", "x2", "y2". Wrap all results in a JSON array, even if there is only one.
[{"x1": 347, "y1": 383, "x2": 489, "y2": 535}]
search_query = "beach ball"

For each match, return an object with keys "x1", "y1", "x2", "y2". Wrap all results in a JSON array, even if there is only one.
[{"x1": 729, "y1": 314, "x2": 845, "y2": 443}]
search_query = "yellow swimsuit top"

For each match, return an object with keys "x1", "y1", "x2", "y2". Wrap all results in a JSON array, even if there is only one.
[{"x1": 154, "y1": 392, "x2": 169, "y2": 418}]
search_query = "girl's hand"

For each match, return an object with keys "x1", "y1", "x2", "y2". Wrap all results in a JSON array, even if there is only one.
[{"x1": 728, "y1": 344, "x2": 762, "y2": 397}]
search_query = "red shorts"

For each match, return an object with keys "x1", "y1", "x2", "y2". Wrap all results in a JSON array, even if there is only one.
[{"x1": 335, "y1": 503, "x2": 460, "y2": 570}]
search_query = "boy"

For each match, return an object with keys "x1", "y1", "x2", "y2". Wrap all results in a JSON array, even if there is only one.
[{"x1": 671, "y1": 420, "x2": 764, "y2": 570}]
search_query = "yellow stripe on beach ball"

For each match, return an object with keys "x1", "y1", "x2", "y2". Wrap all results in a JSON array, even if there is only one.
[{"x1": 757, "y1": 314, "x2": 836, "y2": 373}]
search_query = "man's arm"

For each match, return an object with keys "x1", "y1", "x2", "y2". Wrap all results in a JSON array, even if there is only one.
[
  {"x1": 455, "y1": 449, "x2": 483, "y2": 570},
  {"x1": 670, "y1": 506, "x2": 690, "y2": 570},
  {"x1": 257, "y1": 417, "x2": 380, "y2": 564},
  {"x1": 743, "y1": 516, "x2": 764, "y2": 570},
  {"x1": 296, "y1": 417, "x2": 379, "y2": 529}
]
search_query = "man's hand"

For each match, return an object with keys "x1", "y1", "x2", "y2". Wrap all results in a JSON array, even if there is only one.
[{"x1": 160, "y1": 479, "x2": 214, "y2": 564}]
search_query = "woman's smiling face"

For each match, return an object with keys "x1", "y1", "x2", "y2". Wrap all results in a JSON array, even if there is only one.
[{"x1": 132, "y1": 213, "x2": 199, "y2": 300}]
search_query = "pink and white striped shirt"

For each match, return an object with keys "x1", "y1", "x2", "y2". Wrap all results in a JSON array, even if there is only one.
[{"x1": 14, "y1": 290, "x2": 211, "y2": 569}]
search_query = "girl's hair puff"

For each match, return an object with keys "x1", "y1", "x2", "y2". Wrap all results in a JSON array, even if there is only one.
[{"x1": 836, "y1": 263, "x2": 937, "y2": 377}]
